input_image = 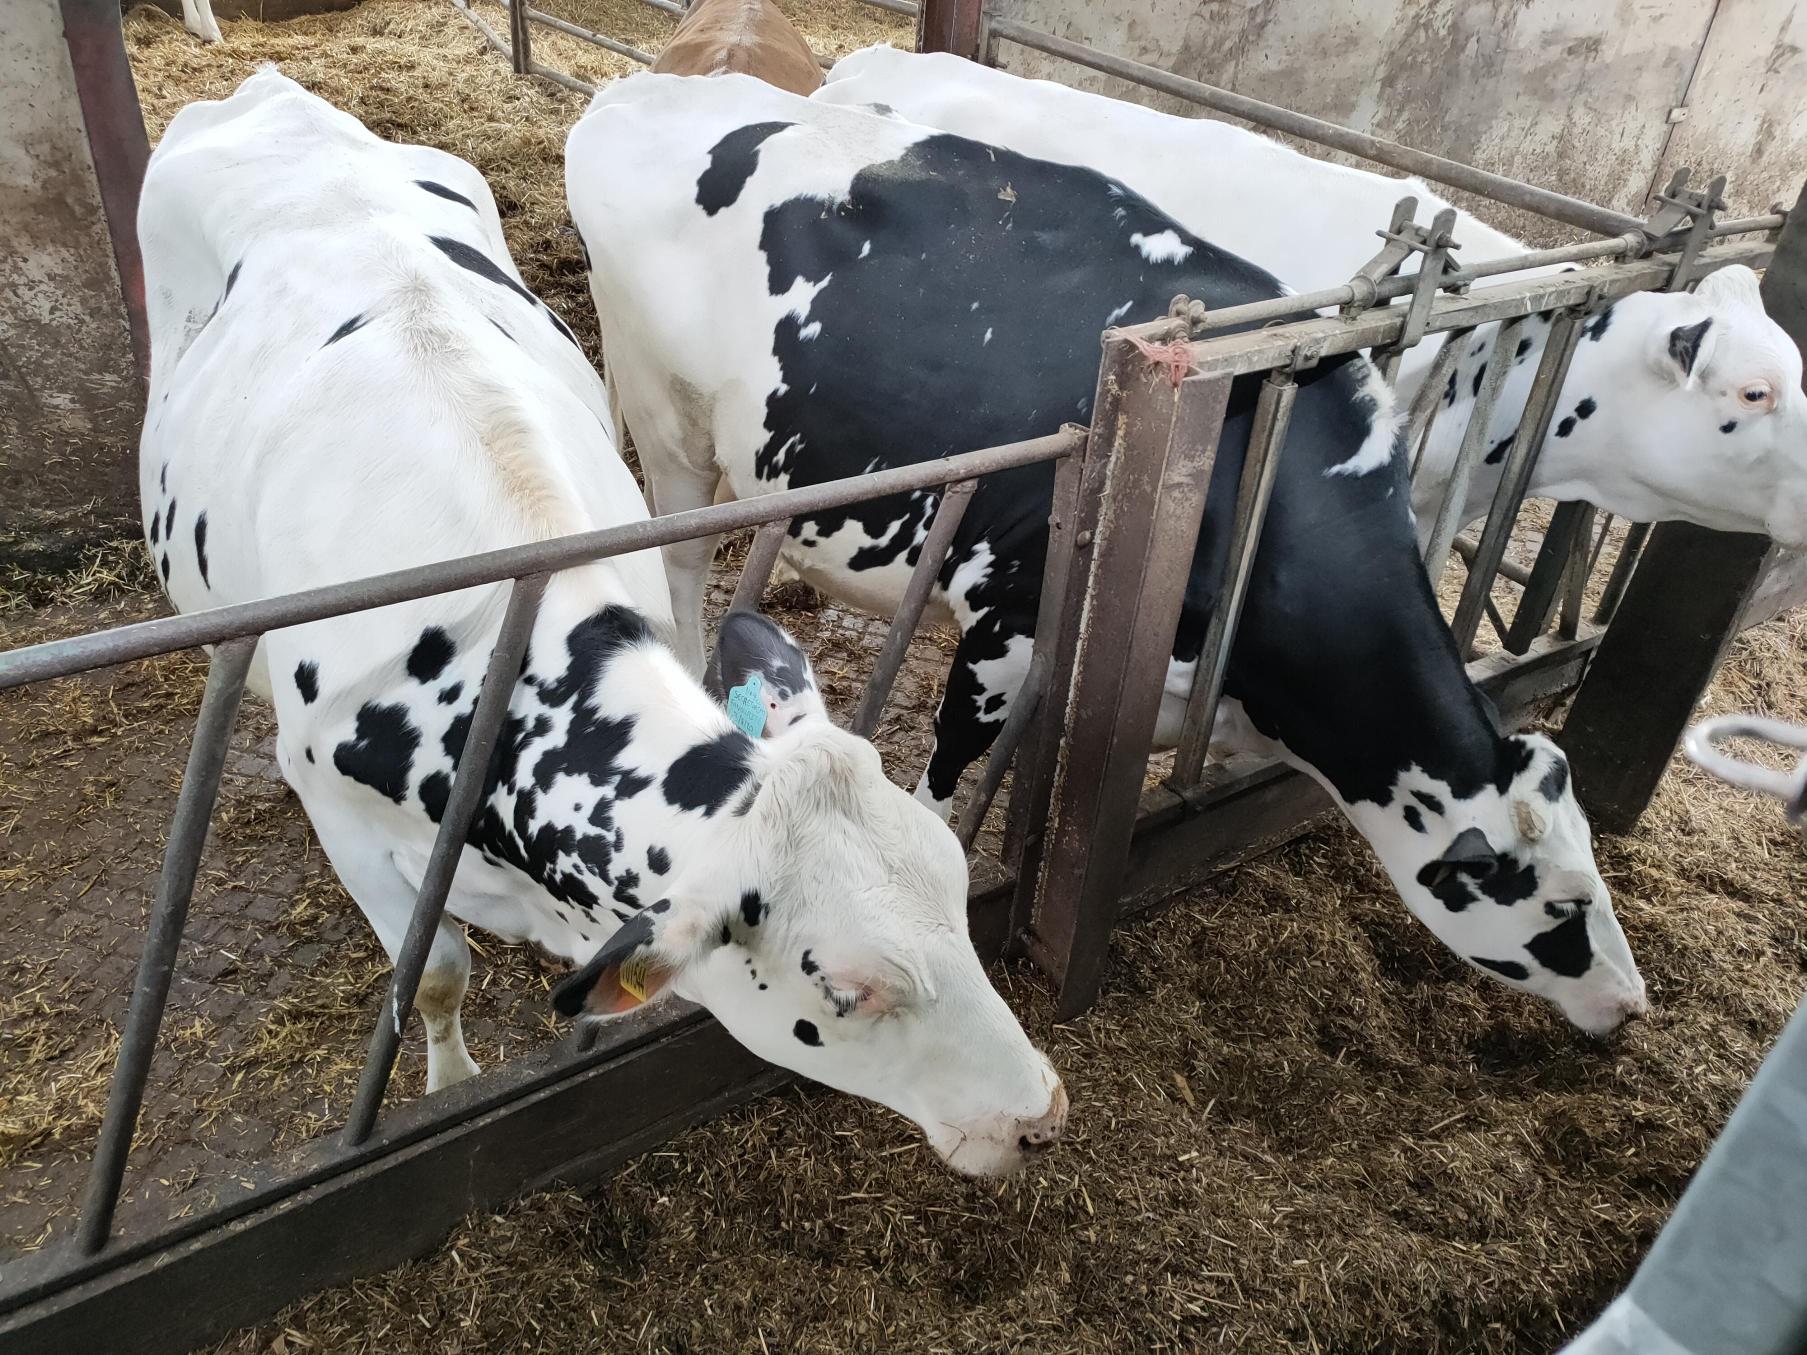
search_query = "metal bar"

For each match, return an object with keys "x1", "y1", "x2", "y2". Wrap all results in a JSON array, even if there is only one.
[
  {"x1": 728, "y1": 519, "x2": 791, "y2": 613},
  {"x1": 75, "y1": 637, "x2": 257, "y2": 1254},
  {"x1": 1451, "y1": 311, "x2": 1585, "y2": 652},
  {"x1": 987, "y1": 17, "x2": 1648, "y2": 240},
  {"x1": 956, "y1": 654, "x2": 1047, "y2": 853},
  {"x1": 1594, "y1": 521, "x2": 1652, "y2": 625},
  {"x1": 916, "y1": 0, "x2": 984, "y2": 60},
  {"x1": 1586, "y1": 513, "x2": 1616, "y2": 576},
  {"x1": 635, "y1": 0, "x2": 686, "y2": 14},
  {"x1": 0, "y1": 429, "x2": 1080, "y2": 690},
  {"x1": 342, "y1": 575, "x2": 548, "y2": 1146},
  {"x1": 1557, "y1": 505, "x2": 1597, "y2": 640},
  {"x1": 1028, "y1": 353, "x2": 1232, "y2": 1018},
  {"x1": 859, "y1": 0, "x2": 918, "y2": 13},
  {"x1": 520, "y1": 4, "x2": 654, "y2": 64},
  {"x1": 1146, "y1": 240, "x2": 1774, "y2": 383},
  {"x1": 851, "y1": 479, "x2": 976, "y2": 738},
  {"x1": 527, "y1": 60, "x2": 596, "y2": 95},
  {"x1": 1168, "y1": 370, "x2": 1296, "y2": 789},
  {"x1": 1503, "y1": 500, "x2": 1593, "y2": 653},
  {"x1": 507, "y1": 0, "x2": 531, "y2": 74},
  {"x1": 1423, "y1": 315, "x2": 1530, "y2": 588},
  {"x1": 1452, "y1": 533, "x2": 1532, "y2": 588}
]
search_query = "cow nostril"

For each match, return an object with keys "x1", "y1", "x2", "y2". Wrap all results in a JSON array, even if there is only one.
[{"x1": 1017, "y1": 1134, "x2": 1054, "y2": 1155}]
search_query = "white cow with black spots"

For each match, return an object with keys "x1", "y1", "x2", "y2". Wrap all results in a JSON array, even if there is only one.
[
  {"x1": 138, "y1": 68, "x2": 1066, "y2": 1176},
  {"x1": 570, "y1": 73, "x2": 1648, "y2": 1035},
  {"x1": 817, "y1": 46, "x2": 1807, "y2": 549}
]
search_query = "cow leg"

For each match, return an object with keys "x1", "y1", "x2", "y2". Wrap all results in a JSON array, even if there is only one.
[
  {"x1": 306, "y1": 809, "x2": 482, "y2": 1091},
  {"x1": 648, "y1": 465, "x2": 722, "y2": 675},
  {"x1": 179, "y1": 0, "x2": 224, "y2": 42},
  {"x1": 915, "y1": 613, "x2": 1036, "y2": 820}
]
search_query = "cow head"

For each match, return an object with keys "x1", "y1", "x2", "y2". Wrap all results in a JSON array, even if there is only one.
[
  {"x1": 1372, "y1": 733, "x2": 1646, "y2": 1035},
  {"x1": 555, "y1": 613, "x2": 1066, "y2": 1176},
  {"x1": 1541, "y1": 265, "x2": 1807, "y2": 544}
]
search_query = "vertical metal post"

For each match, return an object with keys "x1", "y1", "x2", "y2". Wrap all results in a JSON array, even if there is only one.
[
  {"x1": 851, "y1": 479, "x2": 976, "y2": 739},
  {"x1": 1017, "y1": 338, "x2": 1230, "y2": 1019},
  {"x1": 915, "y1": 0, "x2": 985, "y2": 59},
  {"x1": 1450, "y1": 309, "x2": 1584, "y2": 653},
  {"x1": 342, "y1": 574, "x2": 546, "y2": 1146},
  {"x1": 727, "y1": 519, "x2": 790, "y2": 614},
  {"x1": 1423, "y1": 315, "x2": 1531, "y2": 588},
  {"x1": 1167, "y1": 369, "x2": 1295, "y2": 789},
  {"x1": 76, "y1": 636, "x2": 257, "y2": 1254},
  {"x1": 1561, "y1": 183, "x2": 1807, "y2": 832},
  {"x1": 1556, "y1": 504, "x2": 1597, "y2": 640},
  {"x1": 1593, "y1": 520, "x2": 1652, "y2": 624},
  {"x1": 1502, "y1": 500, "x2": 1593, "y2": 654},
  {"x1": 508, "y1": 0, "x2": 532, "y2": 74}
]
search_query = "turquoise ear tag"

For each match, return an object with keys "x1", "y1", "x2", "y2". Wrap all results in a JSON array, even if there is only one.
[{"x1": 727, "y1": 672, "x2": 768, "y2": 738}]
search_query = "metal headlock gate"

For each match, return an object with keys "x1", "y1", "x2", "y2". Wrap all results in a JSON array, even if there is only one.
[{"x1": 6, "y1": 4, "x2": 1807, "y2": 1350}]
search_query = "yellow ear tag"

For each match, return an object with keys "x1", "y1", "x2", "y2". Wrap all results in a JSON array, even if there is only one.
[{"x1": 618, "y1": 953, "x2": 652, "y2": 1005}]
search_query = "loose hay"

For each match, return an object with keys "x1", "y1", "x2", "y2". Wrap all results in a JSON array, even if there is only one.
[{"x1": 1, "y1": 2, "x2": 1796, "y2": 1348}]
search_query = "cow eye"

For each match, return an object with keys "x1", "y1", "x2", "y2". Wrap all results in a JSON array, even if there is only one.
[
  {"x1": 1740, "y1": 381, "x2": 1775, "y2": 411},
  {"x1": 1544, "y1": 899, "x2": 1582, "y2": 921}
]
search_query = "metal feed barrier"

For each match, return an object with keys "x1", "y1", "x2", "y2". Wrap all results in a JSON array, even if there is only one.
[{"x1": 8, "y1": 6, "x2": 1807, "y2": 1349}]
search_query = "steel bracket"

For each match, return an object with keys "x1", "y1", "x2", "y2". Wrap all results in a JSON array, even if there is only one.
[{"x1": 1641, "y1": 167, "x2": 1728, "y2": 291}]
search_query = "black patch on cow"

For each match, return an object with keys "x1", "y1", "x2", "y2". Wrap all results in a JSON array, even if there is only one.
[
  {"x1": 160, "y1": 463, "x2": 168, "y2": 493},
  {"x1": 193, "y1": 513, "x2": 210, "y2": 588},
  {"x1": 324, "y1": 313, "x2": 369, "y2": 346},
  {"x1": 1471, "y1": 363, "x2": 1487, "y2": 398},
  {"x1": 706, "y1": 609, "x2": 813, "y2": 708},
  {"x1": 1472, "y1": 956, "x2": 1530, "y2": 981},
  {"x1": 793, "y1": 1018, "x2": 822, "y2": 1047},
  {"x1": 1526, "y1": 913, "x2": 1593, "y2": 978},
  {"x1": 1721, "y1": 419, "x2": 1738, "y2": 434},
  {"x1": 613, "y1": 870, "x2": 641, "y2": 907},
  {"x1": 1582, "y1": 306, "x2": 1614, "y2": 342},
  {"x1": 744, "y1": 128, "x2": 1510, "y2": 812},
  {"x1": 1412, "y1": 790, "x2": 1445, "y2": 815},
  {"x1": 491, "y1": 319, "x2": 513, "y2": 343},
  {"x1": 1494, "y1": 738, "x2": 1537, "y2": 793},
  {"x1": 1442, "y1": 367, "x2": 1458, "y2": 407},
  {"x1": 166, "y1": 499, "x2": 177, "y2": 537},
  {"x1": 720, "y1": 921, "x2": 733, "y2": 946},
  {"x1": 548, "y1": 309, "x2": 580, "y2": 347},
  {"x1": 295, "y1": 661, "x2": 320, "y2": 704},
  {"x1": 1555, "y1": 416, "x2": 1577, "y2": 438},
  {"x1": 333, "y1": 702, "x2": 420, "y2": 804},
  {"x1": 1486, "y1": 434, "x2": 1515, "y2": 465},
  {"x1": 1668, "y1": 318, "x2": 1713, "y2": 377},
  {"x1": 739, "y1": 890, "x2": 764, "y2": 928},
  {"x1": 696, "y1": 122, "x2": 793, "y2": 216},
  {"x1": 664, "y1": 732, "x2": 756, "y2": 815},
  {"x1": 149, "y1": 511, "x2": 160, "y2": 545},
  {"x1": 408, "y1": 627, "x2": 456, "y2": 682},
  {"x1": 223, "y1": 260, "x2": 242, "y2": 301},
  {"x1": 647, "y1": 844, "x2": 671, "y2": 875},
  {"x1": 438, "y1": 681, "x2": 464, "y2": 705},
  {"x1": 551, "y1": 907, "x2": 659, "y2": 1017},
  {"x1": 416, "y1": 179, "x2": 479, "y2": 212},
  {"x1": 1515, "y1": 337, "x2": 1533, "y2": 359},
  {"x1": 1538, "y1": 759, "x2": 1570, "y2": 802},
  {"x1": 419, "y1": 770, "x2": 451, "y2": 823},
  {"x1": 1403, "y1": 804, "x2": 1425, "y2": 833},
  {"x1": 1475, "y1": 858, "x2": 1539, "y2": 906},
  {"x1": 429, "y1": 235, "x2": 537, "y2": 308},
  {"x1": 159, "y1": 555, "x2": 170, "y2": 583},
  {"x1": 1574, "y1": 397, "x2": 1596, "y2": 420},
  {"x1": 305, "y1": 747, "x2": 315, "y2": 763},
  {"x1": 800, "y1": 948, "x2": 819, "y2": 976}
]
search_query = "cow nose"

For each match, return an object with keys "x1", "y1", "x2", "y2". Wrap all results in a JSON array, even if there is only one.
[{"x1": 1016, "y1": 1082, "x2": 1069, "y2": 1155}]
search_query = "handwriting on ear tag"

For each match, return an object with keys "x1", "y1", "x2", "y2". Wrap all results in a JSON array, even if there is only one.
[
  {"x1": 727, "y1": 673, "x2": 767, "y2": 738},
  {"x1": 618, "y1": 953, "x2": 651, "y2": 1004}
]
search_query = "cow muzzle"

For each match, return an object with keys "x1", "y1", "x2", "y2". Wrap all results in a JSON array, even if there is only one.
[{"x1": 930, "y1": 1080, "x2": 1069, "y2": 1177}]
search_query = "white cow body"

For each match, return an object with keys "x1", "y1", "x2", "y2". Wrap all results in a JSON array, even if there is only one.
[
  {"x1": 818, "y1": 47, "x2": 1807, "y2": 547},
  {"x1": 139, "y1": 70, "x2": 1064, "y2": 1175}
]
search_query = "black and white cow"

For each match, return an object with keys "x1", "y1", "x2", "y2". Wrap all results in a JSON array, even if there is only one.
[
  {"x1": 816, "y1": 46, "x2": 1807, "y2": 550},
  {"x1": 569, "y1": 73, "x2": 1648, "y2": 1034},
  {"x1": 138, "y1": 69, "x2": 1066, "y2": 1176}
]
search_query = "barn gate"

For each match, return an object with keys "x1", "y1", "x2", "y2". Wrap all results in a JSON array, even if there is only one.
[{"x1": 3, "y1": 2, "x2": 1806, "y2": 1349}]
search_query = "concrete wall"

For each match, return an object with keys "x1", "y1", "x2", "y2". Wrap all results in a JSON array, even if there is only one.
[
  {"x1": 988, "y1": 0, "x2": 1807, "y2": 246},
  {"x1": 2, "y1": 0, "x2": 147, "y2": 549}
]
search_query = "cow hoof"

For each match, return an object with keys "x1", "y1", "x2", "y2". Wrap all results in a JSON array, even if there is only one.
[{"x1": 425, "y1": 1050, "x2": 480, "y2": 1094}]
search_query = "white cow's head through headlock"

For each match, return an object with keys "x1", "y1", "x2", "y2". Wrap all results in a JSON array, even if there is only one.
[
  {"x1": 554, "y1": 614, "x2": 1066, "y2": 1177},
  {"x1": 1358, "y1": 732, "x2": 1645, "y2": 1036}
]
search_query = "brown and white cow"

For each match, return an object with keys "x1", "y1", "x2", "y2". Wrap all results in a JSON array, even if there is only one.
[{"x1": 650, "y1": 0, "x2": 822, "y2": 96}]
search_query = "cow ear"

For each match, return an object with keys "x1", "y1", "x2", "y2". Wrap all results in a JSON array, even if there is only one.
[
  {"x1": 1657, "y1": 316, "x2": 1717, "y2": 386},
  {"x1": 705, "y1": 609, "x2": 829, "y2": 737},
  {"x1": 550, "y1": 895, "x2": 725, "y2": 1020}
]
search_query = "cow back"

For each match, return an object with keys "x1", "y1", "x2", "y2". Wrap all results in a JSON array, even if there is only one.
[{"x1": 651, "y1": 0, "x2": 821, "y2": 96}]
